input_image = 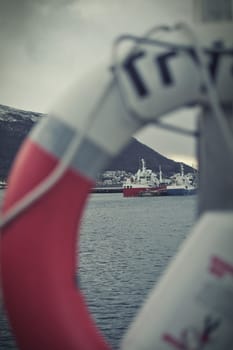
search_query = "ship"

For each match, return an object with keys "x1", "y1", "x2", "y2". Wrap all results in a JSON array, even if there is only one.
[
  {"x1": 165, "y1": 164, "x2": 197, "y2": 196},
  {"x1": 122, "y1": 160, "x2": 197, "y2": 197},
  {"x1": 0, "y1": 180, "x2": 7, "y2": 190},
  {"x1": 122, "y1": 159, "x2": 166, "y2": 197}
]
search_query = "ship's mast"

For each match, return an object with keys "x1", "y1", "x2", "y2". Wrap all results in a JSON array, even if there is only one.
[
  {"x1": 159, "y1": 165, "x2": 162, "y2": 183},
  {"x1": 180, "y1": 164, "x2": 184, "y2": 177},
  {"x1": 194, "y1": 0, "x2": 233, "y2": 215},
  {"x1": 141, "y1": 158, "x2": 146, "y2": 172}
]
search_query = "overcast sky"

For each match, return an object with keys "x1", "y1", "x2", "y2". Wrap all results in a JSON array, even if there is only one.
[{"x1": 0, "y1": 0, "x2": 201, "y2": 166}]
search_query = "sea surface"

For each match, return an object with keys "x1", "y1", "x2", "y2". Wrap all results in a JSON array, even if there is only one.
[{"x1": 0, "y1": 190, "x2": 197, "y2": 349}]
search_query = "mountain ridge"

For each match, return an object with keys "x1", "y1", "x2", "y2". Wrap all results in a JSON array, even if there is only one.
[{"x1": 0, "y1": 104, "x2": 194, "y2": 179}]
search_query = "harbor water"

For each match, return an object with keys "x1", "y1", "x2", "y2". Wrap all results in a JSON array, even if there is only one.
[{"x1": 0, "y1": 191, "x2": 197, "y2": 349}]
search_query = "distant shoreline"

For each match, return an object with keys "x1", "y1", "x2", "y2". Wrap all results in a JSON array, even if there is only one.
[
  {"x1": 0, "y1": 185, "x2": 121, "y2": 193},
  {"x1": 92, "y1": 186, "x2": 122, "y2": 194}
]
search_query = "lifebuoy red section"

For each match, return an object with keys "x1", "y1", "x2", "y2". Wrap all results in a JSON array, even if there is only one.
[{"x1": 1, "y1": 139, "x2": 110, "y2": 350}]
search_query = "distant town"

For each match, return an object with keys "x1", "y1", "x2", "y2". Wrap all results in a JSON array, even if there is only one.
[
  {"x1": 0, "y1": 170, "x2": 135, "y2": 190},
  {"x1": 96, "y1": 170, "x2": 131, "y2": 187}
]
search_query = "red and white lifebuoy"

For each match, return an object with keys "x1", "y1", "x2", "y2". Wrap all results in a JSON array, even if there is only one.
[
  {"x1": 1, "y1": 23, "x2": 233, "y2": 350},
  {"x1": 0, "y1": 66, "x2": 130, "y2": 350}
]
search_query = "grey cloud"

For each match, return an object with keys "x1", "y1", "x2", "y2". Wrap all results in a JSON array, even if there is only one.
[
  {"x1": 0, "y1": 0, "x2": 197, "y2": 162},
  {"x1": 0, "y1": 0, "x2": 80, "y2": 50},
  {"x1": 0, "y1": 0, "x2": 193, "y2": 111},
  {"x1": 0, "y1": 0, "x2": 83, "y2": 84}
]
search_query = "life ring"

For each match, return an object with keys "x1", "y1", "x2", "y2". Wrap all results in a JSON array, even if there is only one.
[
  {"x1": 1, "y1": 23, "x2": 233, "y2": 350},
  {"x1": 0, "y1": 67, "x2": 121, "y2": 350},
  {"x1": 1, "y1": 142, "x2": 108, "y2": 350}
]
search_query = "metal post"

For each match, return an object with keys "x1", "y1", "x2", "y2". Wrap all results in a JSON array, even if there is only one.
[
  {"x1": 194, "y1": 0, "x2": 233, "y2": 215},
  {"x1": 193, "y1": 0, "x2": 233, "y2": 22}
]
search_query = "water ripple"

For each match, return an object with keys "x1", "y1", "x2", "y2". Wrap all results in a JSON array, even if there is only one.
[{"x1": 0, "y1": 192, "x2": 196, "y2": 349}]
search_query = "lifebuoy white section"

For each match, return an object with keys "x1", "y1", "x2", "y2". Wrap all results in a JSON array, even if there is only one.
[
  {"x1": 50, "y1": 66, "x2": 142, "y2": 159},
  {"x1": 121, "y1": 212, "x2": 233, "y2": 350}
]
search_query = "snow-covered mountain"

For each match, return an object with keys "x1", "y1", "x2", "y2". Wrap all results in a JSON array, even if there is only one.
[
  {"x1": 0, "y1": 104, "x2": 47, "y2": 179},
  {"x1": 0, "y1": 104, "x2": 46, "y2": 123}
]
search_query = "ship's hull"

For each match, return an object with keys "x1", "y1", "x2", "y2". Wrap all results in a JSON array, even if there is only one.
[
  {"x1": 123, "y1": 185, "x2": 167, "y2": 197},
  {"x1": 165, "y1": 186, "x2": 197, "y2": 196}
]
